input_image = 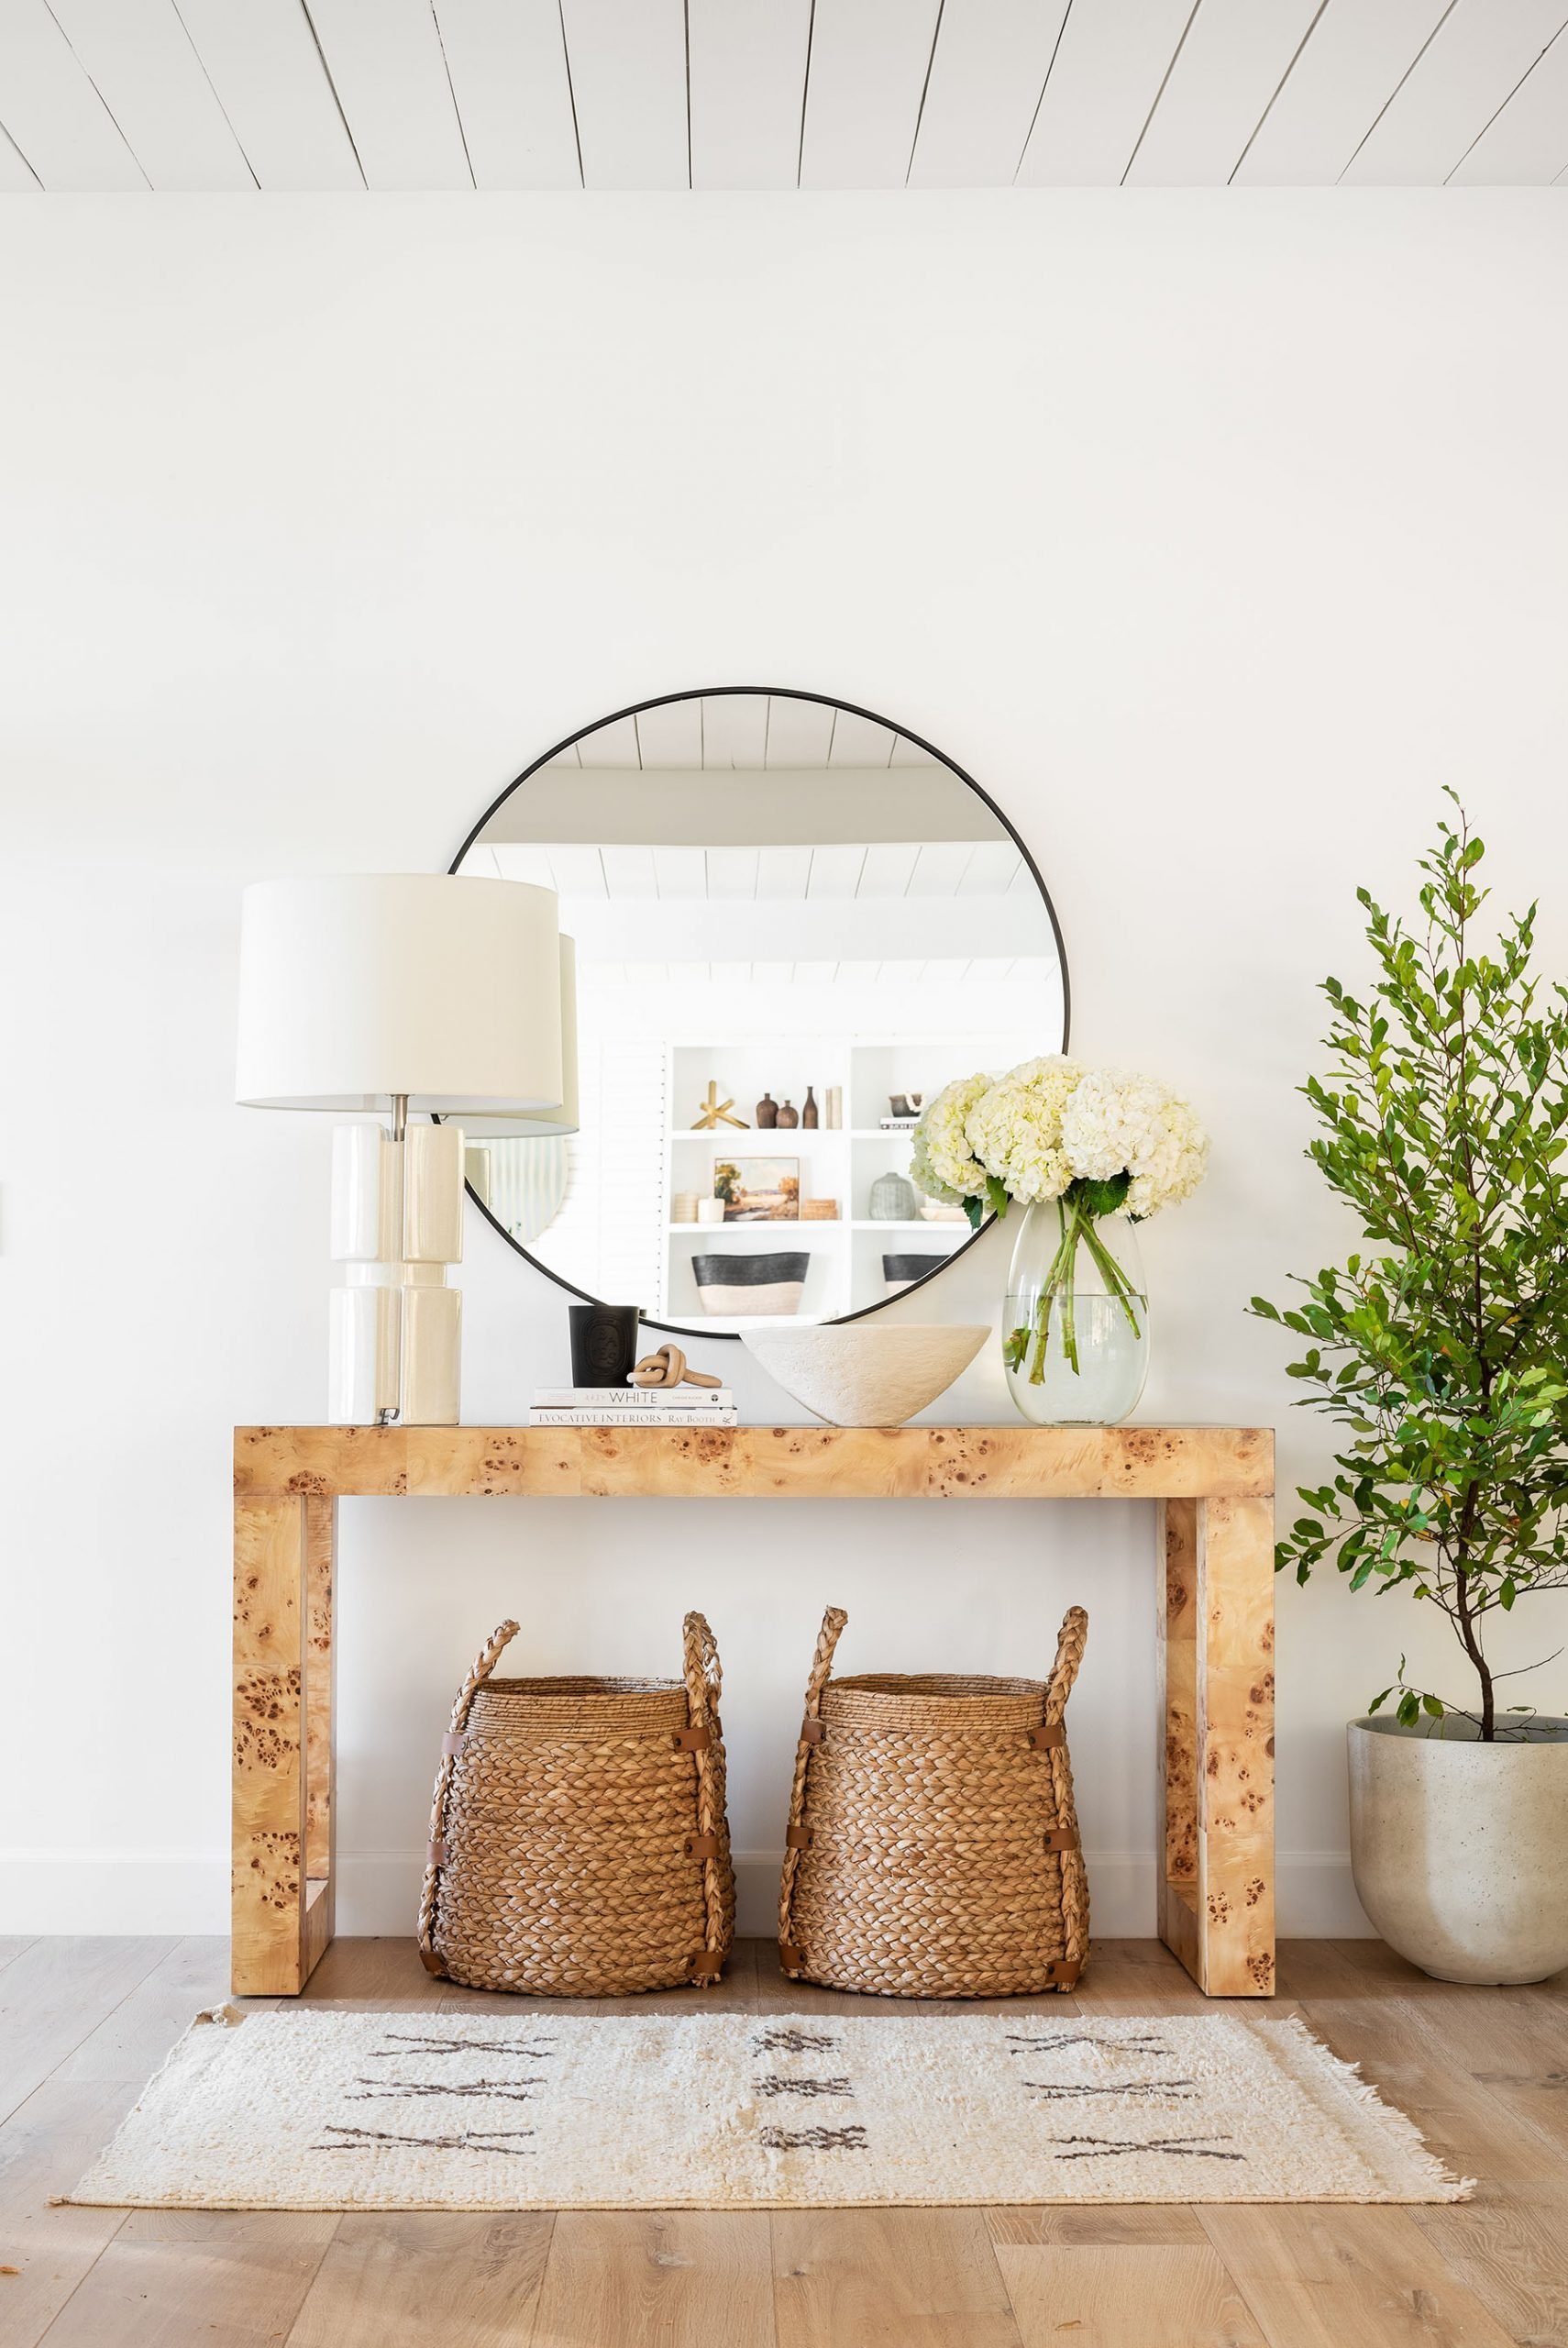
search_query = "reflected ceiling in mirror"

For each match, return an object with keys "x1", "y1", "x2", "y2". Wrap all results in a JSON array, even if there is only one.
[{"x1": 453, "y1": 690, "x2": 1067, "y2": 1337}]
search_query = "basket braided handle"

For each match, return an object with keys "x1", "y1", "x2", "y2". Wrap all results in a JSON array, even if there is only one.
[
  {"x1": 682, "y1": 1611, "x2": 727, "y2": 1959},
  {"x1": 1043, "y1": 1605, "x2": 1088, "y2": 1725},
  {"x1": 416, "y1": 1619, "x2": 520, "y2": 1968},
  {"x1": 1042, "y1": 1606, "x2": 1089, "y2": 1977},
  {"x1": 778, "y1": 1605, "x2": 847, "y2": 1959}
]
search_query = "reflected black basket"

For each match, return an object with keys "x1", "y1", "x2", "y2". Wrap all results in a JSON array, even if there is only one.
[{"x1": 691, "y1": 1252, "x2": 809, "y2": 1317}]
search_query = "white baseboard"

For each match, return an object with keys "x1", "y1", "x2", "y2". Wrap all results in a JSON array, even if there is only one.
[
  {"x1": 0, "y1": 1849, "x2": 1374, "y2": 1940},
  {"x1": 0, "y1": 1850, "x2": 231, "y2": 1935}
]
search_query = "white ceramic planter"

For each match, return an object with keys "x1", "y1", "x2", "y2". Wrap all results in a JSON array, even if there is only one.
[{"x1": 1348, "y1": 1715, "x2": 1568, "y2": 1984}]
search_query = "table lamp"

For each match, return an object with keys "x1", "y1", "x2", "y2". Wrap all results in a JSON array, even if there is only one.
[{"x1": 236, "y1": 873, "x2": 572, "y2": 1425}]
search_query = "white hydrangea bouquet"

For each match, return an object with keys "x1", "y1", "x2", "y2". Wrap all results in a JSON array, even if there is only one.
[{"x1": 911, "y1": 1057, "x2": 1208, "y2": 1395}]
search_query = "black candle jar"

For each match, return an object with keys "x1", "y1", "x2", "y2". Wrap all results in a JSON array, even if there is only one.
[{"x1": 568, "y1": 1303, "x2": 642, "y2": 1387}]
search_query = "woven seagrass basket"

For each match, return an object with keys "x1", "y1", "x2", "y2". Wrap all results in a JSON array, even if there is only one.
[
  {"x1": 417, "y1": 1612, "x2": 734, "y2": 1995},
  {"x1": 778, "y1": 1603, "x2": 1089, "y2": 1999}
]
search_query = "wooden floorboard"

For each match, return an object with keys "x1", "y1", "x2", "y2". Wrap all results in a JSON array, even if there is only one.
[
  {"x1": 35, "y1": 2209, "x2": 340, "y2": 2347},
  {"x1": 285, "y1": 2211, "x2": 555, "y2": 2347},
  {"x1": 772, "y1": 2207, "x2": 1022, "y2": 2346},
  {"x1": 0, "y1": 1939, "x2": 176, "y2": 2130},
  {"x1": 0, "y1": 1936, "x2": 1562, "y2": 2348},
  {"x1": 998, "y1": 2241, "x2": 1269, "y2": 2347},
  {"x1": 530, "y1": 2210, "x2": 776, "y2": 2346}
]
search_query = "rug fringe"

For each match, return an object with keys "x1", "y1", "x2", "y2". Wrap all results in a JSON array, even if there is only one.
[{"x1": 1268, "y1": 2012, "x2": 1474, "y2": 2199}]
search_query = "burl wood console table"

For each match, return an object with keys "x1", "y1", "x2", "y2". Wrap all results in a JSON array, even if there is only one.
[{"x1": 234, "y1": 1423, "x2": 1275, "y2": 1999}]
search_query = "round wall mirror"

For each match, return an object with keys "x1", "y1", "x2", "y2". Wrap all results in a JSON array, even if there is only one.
[{"x1": 451, "y1": 688, "x2": 1068, "y2": 1337}]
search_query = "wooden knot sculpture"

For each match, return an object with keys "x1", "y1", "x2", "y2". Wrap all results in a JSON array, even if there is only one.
[{"x1": 629, "y1": 1344, "x2": 722, "y2": 1391}]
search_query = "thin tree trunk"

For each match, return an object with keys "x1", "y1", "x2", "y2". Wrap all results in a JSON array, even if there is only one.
[{"x1": 1453, "y1": 1562, "x2": 1496, "y2": 1739}]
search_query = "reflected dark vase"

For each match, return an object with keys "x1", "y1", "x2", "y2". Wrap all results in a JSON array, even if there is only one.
[
  {"x1": 756, "y1": 1092, "x2": 778, "y2": 1129},
  {"x1": 801, "y1": 1088, "x2": 819, "y2": 1129},
  {"x1": 777, "y1": 1100, "x2": 800, "y2": 1129}
]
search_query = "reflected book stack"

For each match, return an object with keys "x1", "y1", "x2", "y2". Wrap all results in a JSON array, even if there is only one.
[{"x1": 529, "y1": 1388, "x2": 738, "y2": 1428}]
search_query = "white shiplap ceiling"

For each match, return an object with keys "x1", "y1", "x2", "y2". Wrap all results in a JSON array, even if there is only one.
[{"x1": 2, "y1": 0, "x2": 1565, "y2": 193}]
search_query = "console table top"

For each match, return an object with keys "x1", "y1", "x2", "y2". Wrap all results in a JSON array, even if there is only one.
[{"x1": 236, "y1": 1422, "x2": 1273, "y2": 1501}]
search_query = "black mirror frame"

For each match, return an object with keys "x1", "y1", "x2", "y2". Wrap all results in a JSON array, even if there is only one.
[{"x1": 448, "y1": 684, "x2": 1072, "y2": 1340}]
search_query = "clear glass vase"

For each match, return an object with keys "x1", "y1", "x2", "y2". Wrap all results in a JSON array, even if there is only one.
[{"x1": 1003, "y1": 1201, "x2": 1149, "y2": 1426}]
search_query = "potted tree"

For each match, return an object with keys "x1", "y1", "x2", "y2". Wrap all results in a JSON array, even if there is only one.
[{"x1": 1253, "y1": 797, "x2": 1568, "y2": 1983}]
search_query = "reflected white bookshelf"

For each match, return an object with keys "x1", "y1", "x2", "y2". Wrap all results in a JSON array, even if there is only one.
[{"x1": 657, "y1": 1035, "x2": 1028, "y2": 1326}]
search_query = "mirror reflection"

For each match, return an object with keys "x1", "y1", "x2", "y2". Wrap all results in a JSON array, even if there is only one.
[{"x1": 455, "y1": 690, "x2": 1066, "y2": 1335}]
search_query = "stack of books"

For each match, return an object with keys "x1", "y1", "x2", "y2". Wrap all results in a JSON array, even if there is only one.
[{"x1": 529, "y1": 1385, "x2": 738, "y2": 1428}]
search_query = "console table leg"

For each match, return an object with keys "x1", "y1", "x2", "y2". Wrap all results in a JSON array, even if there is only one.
[
  {"x1": 233, "y1": 1492, "x2": 312, "y2": 1995},
  {"x1": 1156, "y1": 1500, "x2": 1200, "y2": 1977},
  {"x1": 303, "y1": 1496, "x2": 337, "y2": 1980},
  {"x1": 1158, "y1": 1494, "x2": 1275, "y2": 1994}
]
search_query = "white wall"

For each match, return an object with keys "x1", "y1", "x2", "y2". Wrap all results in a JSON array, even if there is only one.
[{"x1": 3, "y1": 192, "x2": 1565, "y2": 1941}]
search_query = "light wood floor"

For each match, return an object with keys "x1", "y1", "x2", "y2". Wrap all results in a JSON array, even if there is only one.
[{"x1": 2, "y1": 1933, "x2": 1566, "y2": 2346}]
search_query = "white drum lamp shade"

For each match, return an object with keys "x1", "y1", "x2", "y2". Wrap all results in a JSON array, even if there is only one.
[
  {"x1": 235, "y1": 874, "x2": 562, "y2": 1113},
  {"x1": 458, "y1": 936, "x2": 579, "y2": 1140}
]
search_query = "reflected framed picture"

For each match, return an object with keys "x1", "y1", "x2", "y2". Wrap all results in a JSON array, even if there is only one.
[{"x1": 715, "y1": 1157, "x2": 800, "y2": 1222}]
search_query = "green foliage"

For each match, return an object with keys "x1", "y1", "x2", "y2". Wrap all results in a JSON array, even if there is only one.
[{"x1": 1250, "y1": 795, "x2": 1568, "y2": 1738}]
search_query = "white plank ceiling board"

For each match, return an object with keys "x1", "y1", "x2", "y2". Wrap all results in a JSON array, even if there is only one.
[
  {"x1": 559, "y1": 0, "x2": 688, "y2": 189},
  {"x1": 828, "y1": 709, "x2": 897, "y2": 765},
  {"x1": 889, "y1": 734, "x2": 935, "y2": 765},
  {"x1": 765, "y1": 696, "x2": 836, "y2": 766},
  {"x1": 487, "y1": 842, "x2": 556, "y2": 886},
  {"x1": 44, "y1": 0, "x2": 252, "y2": 187},
  {"x1": 807, "y1": 845, "x2": 869, "y2": 897},
  {"x1": 305, "y1": 0, "x2": 472, "y2": 189},
  {"x1": 688, "y1": 0, "x2": 812, "y2": 188},
  {"x1": 957, "y1": 840, "x2": 1024, "y2": 894},
  {"x1": 1017, "y1": 0, "x2": 1197, "y2": 184},
  {"x1": 858, "y1": 842, "x2": 921, "y2": 896},
  {"x1": 654, "y1": 845, "x2": 706, "y2": 896},
  {"x1": 1450, "y1": 18, "x2": 1568, "y2": 180},
  {"x1": 574, "y1": 713, "x2": 642, "y2": 766},
  {"x1": 0, "y1": 0, "x2": 145, "y2": 188},
  {"x1": 0, "y1": 120, "x2": 39, "y2": 186},
  {"x1": 1342, "y1": 0, "x2": 1568, "y2": 183},
  {"x1": 634, "y1": 699, "x2": 703, "y2": 768},
  {"x1": 169, "y1": 0, "x2": 362, "y2": 188},
  {"x1": 600, "y1": 845, "x2": 658, "y2": 897},
  {"x1": 700, "y1": 692, "x2": 770, "y2": 768},
  {"x1": 706, "y1": 847, "x2": 759, "y2": 898},
  {"x1": 544, "y1": 843, "x2": 607, "y2": 895},
  {"x1": 1233, "y1": 0, "x2": 1455, "y2": 183},
  {"x1": 908, "y1": 0, "x2": 1071, "y2": 187},
  {"x1": 1125, "y1": 0, "x2": 1329, "y2": 184},
  {"x1": 430, "y1": 0, "x2": 580, "y2": 187},
  {"x1": 756, "y1": 846, "x2": 814, "y2": 898},
  {"x1": 907, "y1": 841, "x2": 977, "y2": 896},
  {"x1": 800, "y1": 0, "x2": 944, "y2": 189}
]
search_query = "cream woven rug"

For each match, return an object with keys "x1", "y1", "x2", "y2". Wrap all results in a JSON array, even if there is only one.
[{"x1": 69, "y1": 2008, "x2": 1468, "y2": 2210}]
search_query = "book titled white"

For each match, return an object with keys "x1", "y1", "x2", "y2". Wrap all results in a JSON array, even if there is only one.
[
  {"x1": 532, "y1": 1387, "x2": 734, "y2": 1410},
  {"x1": 528, "y1": 1407, "x2": 739, "y2": 1428}
]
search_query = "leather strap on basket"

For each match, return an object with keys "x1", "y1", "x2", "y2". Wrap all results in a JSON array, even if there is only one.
[
  {"x1": 1041, "y1": 1606, "x2": 1090, "y2": 1981},
  {"x1": 682, "y1": 1610, "x2": 727, "y2": 1971},
  {"x1": 778, "y1": 1604, "x2": 847, "y2": 1966},
  {"x1": 415, "y1": 1617, "x2": 520, "y2": 1974}
]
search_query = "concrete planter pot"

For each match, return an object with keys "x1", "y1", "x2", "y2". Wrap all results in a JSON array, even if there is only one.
[{"x1": 1348, "y1": 1714, "x2": 1568, "y2": 1984}]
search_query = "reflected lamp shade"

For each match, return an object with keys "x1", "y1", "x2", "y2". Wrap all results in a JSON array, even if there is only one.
[
  {"x1": 453, "y1": 936, "x2": 580, "y2": 1140},
  {"x1": 235, "y1": 874, "x2": 562, "y2": 1113}
]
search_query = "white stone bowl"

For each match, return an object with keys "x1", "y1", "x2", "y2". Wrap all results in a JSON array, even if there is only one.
[{"x1": 741, "y1": 1323, "x2": 989, "y2": 1428}]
